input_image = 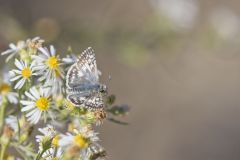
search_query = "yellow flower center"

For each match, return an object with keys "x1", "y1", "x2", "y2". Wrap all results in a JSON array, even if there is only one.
[
  {"x1": 21, "y1": 68, "x2": 32, "y2": 78},
  {"x1": 52, "y1": 158, "x2": 58, "y2": 160},
  {"x1": 0, "y1": 83, "x2": 11, "y2": 95},
  {"x1": 46, "y1": 56, "x2": 59, "y2": 69},
  {"x1": 36, "y1": 97, "x2": 49, "y2": 111},
  {"x1": 52, "y1": 135, "x2": 59, "y2": 147},
  {"x1": 74, "y1": 134, "x2": 89, "y2": 148}
]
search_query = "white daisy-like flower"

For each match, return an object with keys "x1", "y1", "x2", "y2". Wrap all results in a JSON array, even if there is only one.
[
  {"x1": 0, "y1": 83, "x2": 18, "y2": 104},
  {"x1": 32, "y1": 45, "x2": 64, "y2": 83},
  {"x1": 1, "y1": 40, "x2": 26, "y2": 62},
  {"x1": 5, "y1": 115, "x2": 18, "y2": 133},
  {"x1": 43, "y1": 71, "x2": 64, "y2": 96},
  {"x1": 62, "y1": 54, "x2": 77, "y2": 65},
  {"x1": 36, "y1": 125, "x2": 62, "y2": 160},
  {"x1": 50, "y1": 78, "x2": 63, "y2": 96},
  {"x1": 59, "y1": 126, "x2": 101, "y2": 159},
  {"x1": 20, "y1": 87, "x2": 52, "y2": 124},
  {"x1": 62, "y1": 54, "x2": 77, "y2": 70},
  {"x1": 36, "y1": 125, "x2": 57, "y2": 142},
  {"x1": 10, "y1": 59, "x2": 36, "y2": 89},
  {"x1": 0, "y1": 72, "x2": 18, "y2": 104},
  {"x1": 42, "y1": 147, "x2": 62, "y2": 160}
]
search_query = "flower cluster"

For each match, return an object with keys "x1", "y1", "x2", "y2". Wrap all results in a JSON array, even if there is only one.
[{"x1": 0, "y1": 37, "x2": 129, "y2": 160}]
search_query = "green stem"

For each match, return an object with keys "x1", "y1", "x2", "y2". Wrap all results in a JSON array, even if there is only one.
[
  {"x1": 18, "y1": 90, "x2": 22, "y2": 110},
  {"x1": 0, "y1": 99, "x2": 7, "y2": 133},
  {"x1": 53, "y1": 147, "x2": 57, "y2": 157},
  {"x1": 16, "y1": 117, "x2": 21, "y2": 140},
  {"x1": 35, "y1": 150, "x2": 45, "y2": 160},
  {"x1": 0, "y1": 138, "x2": 9, "y2": 160}
]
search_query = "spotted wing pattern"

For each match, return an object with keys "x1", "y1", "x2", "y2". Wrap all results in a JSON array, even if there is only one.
[
  {"x1": 67, "y1": 92, "x2": 104, "y2": 109},
  {"x1": 66, "y1": 47, "x2": 104, "y2": 109},
  {"x1": 66, "y1": 47, "x2": 99, "y2": 89}
]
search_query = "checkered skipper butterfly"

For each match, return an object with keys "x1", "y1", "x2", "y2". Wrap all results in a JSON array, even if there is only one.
[{"x1": 66, "y1": 47, "x2": 107, "y2": 109}]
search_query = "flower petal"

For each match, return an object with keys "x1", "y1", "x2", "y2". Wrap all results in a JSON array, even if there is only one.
[
  {"x1": 39, "y1": 47, "x2": 50, "y2": 57},
  {"x1": 10, "y1": 75, "x2": 22, "y2": 82},
  {"x1": 14, "y1": 78, "x2": 25, "y2": 89},
  {"x1": 50, "y1": 45, "x2": 56, "y2": 56},
  {"x1": 21, "y1": 104, "x2": 35, "y2": 112},
  {"x1": 25, "y1": 91, "x2": 36, "y2": 101},
  {"x1": 15, "y1": 59, "x2": 23, "y2": 70}
]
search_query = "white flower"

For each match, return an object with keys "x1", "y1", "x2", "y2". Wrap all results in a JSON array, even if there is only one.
[
  {"x1": 44, "y1": 74, "x2": 64, "y2": 96},
  {"x1": 42, "y1": 148, "x2": 62, "y2": 160},
  {"x1": 10, "y1": 59, "x2": 36, "y2": 89},
  {"x1": 20, "y1": 87, "x2": 52, "y2": 124},
  {"x1": 1, "y1": 41, "x2": 26, "y2": 62},
  {"x1": 59, "y1": 126, "x2": 101, "y2": 159},
  {"x1": 36, "y1": 125, "x2": 62, "y2": 160},
  {"x1": 59, "y1": 126, "x2": 99, "y2": 146},
  {"x1": 0, "y1": 83, "x2": 18, "y2": 104},
  {"x1": 0, "y1": 73, "x2": 18, "y2": 104},
  {"x1": 36, "y1": 125, "x2": 57, "y2": 142},
  {"x1": 62, "y1": 54, "x2": 77, "y2": 65},
  {"x1": 5, "y1": 115, "x2": 18, "y2": 133},
  {"x1": 32, "y1": 45, "x2": 64, "y2": 83},
  {"x1": 62, "y1": 54, "x2": 77, "y2": 70}
]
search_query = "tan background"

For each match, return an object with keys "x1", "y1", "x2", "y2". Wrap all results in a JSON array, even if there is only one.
[{"x1": 1, "y1": 0, "x2": 240, "y2": 159}]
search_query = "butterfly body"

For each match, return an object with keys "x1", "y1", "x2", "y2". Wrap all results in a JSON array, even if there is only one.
[
  {"x1": 67, "y1": 84, "x2": 106, "y2": 94},
  {"x1": 66, "y1": 47, "x2": 107, "y2": 110}
]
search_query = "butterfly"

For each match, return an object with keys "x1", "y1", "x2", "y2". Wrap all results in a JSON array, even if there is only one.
[{"x1": 66, "y1": 47, "x2": 107, "y2": 110}]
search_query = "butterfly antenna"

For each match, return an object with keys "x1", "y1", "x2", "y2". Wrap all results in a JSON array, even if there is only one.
[
  {"x1": 107, "y1": 75, "x2": 111, "y2": 85},
  {"x1": 105, "y1": 75, "x2": 111, "y2": 90}
]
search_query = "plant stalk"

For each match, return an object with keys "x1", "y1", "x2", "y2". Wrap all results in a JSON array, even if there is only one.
[
  {"x1": 0, "y1": 99, "x2": 7, "y2": 133},
  {"x1": 0, "y1": 138, "x2": 9, "y2": 160}
]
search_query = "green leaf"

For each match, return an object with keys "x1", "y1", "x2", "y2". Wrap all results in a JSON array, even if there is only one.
[
  {"x1": 106, "y1": 95, "x2": 116, "y2": 105},
  {"x1": 107, "y1": 104, "x2": 130, "y2": 116},
  {"x1": 107, "y1": 118, "x2": 129, "y2": 125}
]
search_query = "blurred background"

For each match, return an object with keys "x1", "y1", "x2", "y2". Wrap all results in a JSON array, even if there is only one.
[{"x1": 1, "y1": 0, "x2": 240, "y2": 159}]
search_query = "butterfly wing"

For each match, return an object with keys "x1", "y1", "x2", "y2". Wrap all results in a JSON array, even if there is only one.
[
  {"x1": 67, "y1": 92, "x2": 104, "y2": 109},
  {"x1": 66, "y1": 47, "x2": 99, "y2": 89},
  {"x1": 66, "y1": 47, "x2": 104, "y2": 109},
  {"x1": 84, "y1": 92, "x2": 104, "y2": 109}
]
